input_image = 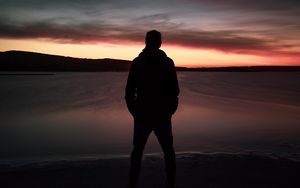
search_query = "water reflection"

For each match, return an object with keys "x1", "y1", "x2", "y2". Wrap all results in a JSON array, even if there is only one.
[{"x1": 0, "y1": 72, "x2": 300, "y2": 161}]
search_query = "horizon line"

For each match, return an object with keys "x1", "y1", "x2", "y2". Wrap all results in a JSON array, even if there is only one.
[{"x1": 1, "y1": 49, "x2": 299, "y2": 68}]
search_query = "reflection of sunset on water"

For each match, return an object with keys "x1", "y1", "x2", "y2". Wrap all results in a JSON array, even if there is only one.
[{"x1": 1, "y1": 72, "x2": 299, "y2": 161}]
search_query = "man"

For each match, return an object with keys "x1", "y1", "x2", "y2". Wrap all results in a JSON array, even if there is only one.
[{"x1": 125, "y1": 30, "x2": 180, "y2": 188}]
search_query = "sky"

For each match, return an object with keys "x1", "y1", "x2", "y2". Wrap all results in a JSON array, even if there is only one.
[{"x1": 0, "y1": 0, "x2": 300, "y2": 67}]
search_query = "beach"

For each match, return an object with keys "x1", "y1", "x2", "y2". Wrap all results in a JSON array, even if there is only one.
[{"x1": 1, "y1": 152, "x2": 300, "y2": 188}]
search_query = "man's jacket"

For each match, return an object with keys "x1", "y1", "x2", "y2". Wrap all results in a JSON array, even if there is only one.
[{"x1": 125, "y1": 48, "x2": 180, "y2": 118}]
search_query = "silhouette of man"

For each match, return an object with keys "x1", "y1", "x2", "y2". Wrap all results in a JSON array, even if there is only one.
[{"x1": 125, "y1": 30, "x2": 179, "y2": 188}]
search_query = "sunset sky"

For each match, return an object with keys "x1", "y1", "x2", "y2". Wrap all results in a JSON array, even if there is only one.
[{"x1": 0, "y1": 0, "x2": 299, "y2": 67}]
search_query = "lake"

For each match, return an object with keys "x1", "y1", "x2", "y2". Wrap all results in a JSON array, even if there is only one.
[{"x1": 1, "y1": 72, "x2": 300, "y2": 163}]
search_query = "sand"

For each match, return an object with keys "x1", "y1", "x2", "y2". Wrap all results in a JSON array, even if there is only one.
[{"x1": 1, "y1": 152, "x2": 299, "y2": 188}]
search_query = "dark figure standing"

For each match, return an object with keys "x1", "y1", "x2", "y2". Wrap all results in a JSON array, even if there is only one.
[{"x1": 125, "y1": 30, "x2": 180, "y2": 188}]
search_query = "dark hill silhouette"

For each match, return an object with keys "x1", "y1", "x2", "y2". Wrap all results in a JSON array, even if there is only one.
[
  {"x1": 0, "y1": 50, "x2": 299, "y2": 72},
  {"x1": 0, "y1": 51, "x2": 131, "y2": 72}
]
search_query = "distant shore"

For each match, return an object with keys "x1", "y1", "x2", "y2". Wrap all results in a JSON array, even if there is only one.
[
  {"x1": 0, "y1": 73, "x2": 55, "y2": 76},
  {"x1": 1, "y1": 152, "x2": 299, "y2": 188},
  {"x1": 1, "y1": 50, "x2": 300, "y2": 72}
]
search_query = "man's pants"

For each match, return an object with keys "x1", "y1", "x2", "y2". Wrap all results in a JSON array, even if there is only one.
[{"x1": 129, "y1": 116, "x2": 176, "y2": 187}]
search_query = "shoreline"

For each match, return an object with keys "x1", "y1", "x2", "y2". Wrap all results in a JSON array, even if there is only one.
[{"x1": 1, "y1": 151, "x2": 299, "y2": 167}]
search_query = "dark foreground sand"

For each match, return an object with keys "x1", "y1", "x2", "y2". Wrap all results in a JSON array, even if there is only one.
[{"x1": 1, "y1": 152, "x2": 299, "y2": 188}]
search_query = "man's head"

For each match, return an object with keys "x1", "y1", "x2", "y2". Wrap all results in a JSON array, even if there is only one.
[{"x1": 145, "y1": 30, "x2": 162, "y2": 49}]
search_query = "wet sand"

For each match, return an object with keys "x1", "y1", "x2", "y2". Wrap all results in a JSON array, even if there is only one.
[{"x1": 1, "y1": 152, "x2": 299, "y2": 188}]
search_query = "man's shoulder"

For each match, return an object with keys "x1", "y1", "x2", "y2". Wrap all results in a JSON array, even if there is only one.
[
  {"x1": 163, "y1": 56, "x2": 175, "y2": 69},
  {"x1": 130, "y1": 56, "x2": 144, "y2": 71},
  {"x1": 132, "y1": 51, "x2": 145, "y2": 63},
  {"x1": 165, "y1": 56, "x2": 174, "y2": 64},
  {"x1": 131, "y1": 56, "x2": 142, "y2": 68},
  {"x1": 159, "y1": 49, "x2": 174, "y2": 66}
]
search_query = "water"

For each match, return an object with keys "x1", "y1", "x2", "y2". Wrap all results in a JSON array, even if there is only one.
[{"x1": 1, "y1": 72, "x2": 300, "y2": 163}]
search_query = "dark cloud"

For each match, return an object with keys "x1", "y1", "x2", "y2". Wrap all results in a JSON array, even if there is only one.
[
  {"x1": 0, "y1": 18, "x2": 287, "y2": 55},
  {"x1": 0, "y1": 20, "x2": 142, "y2": 43},
  {"x1": 165, "y1": 30, "x2": 275, "y2": 53},
  {"x1": 189, "y1": 0, "x2": 300, "y2": 12}
]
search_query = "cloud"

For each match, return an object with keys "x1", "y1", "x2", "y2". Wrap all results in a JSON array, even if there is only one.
[
  {"x1": 188, "y1": 0, "x2": 300, "y2": 12},
  {"x1": 0, "y1": 18, "x2": 287, "y2": 55},
  {"x1": 165, "y1": 30, "x2": 277, "y2": 53}
]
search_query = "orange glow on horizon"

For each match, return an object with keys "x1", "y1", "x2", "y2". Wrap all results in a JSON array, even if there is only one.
[{"x1": 0, "y1": 39, "x2": 299, "y2": 67}]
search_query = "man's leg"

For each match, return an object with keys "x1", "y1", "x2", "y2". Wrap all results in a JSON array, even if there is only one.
[
  {"x1": 129, "y1": 118, "x2": 152, "y2": 188},
  {"x1": 154, "y1": 117, "x2": 176, "y2": 187}
]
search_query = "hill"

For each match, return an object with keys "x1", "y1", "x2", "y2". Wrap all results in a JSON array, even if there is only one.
[{"x1": 0, "y1": 51, "x2": 131, "y2": 72}]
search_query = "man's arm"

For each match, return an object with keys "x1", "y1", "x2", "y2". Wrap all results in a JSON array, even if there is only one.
[
  {"x1": 169, "y1": 59, "x2": 180, "y2": 114},
  {"x1": 125, "y1": 60, "x2": 137, "y2": 116}
]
